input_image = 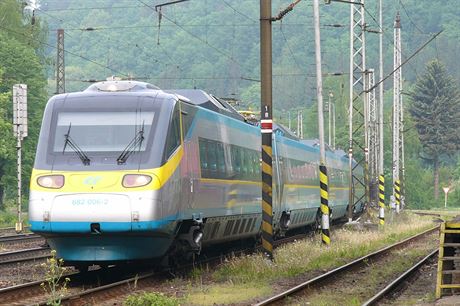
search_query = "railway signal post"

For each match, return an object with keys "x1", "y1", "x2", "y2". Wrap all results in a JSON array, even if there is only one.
[{"x1": 13, "y1": 84, "x2": 27, "y2": 233}]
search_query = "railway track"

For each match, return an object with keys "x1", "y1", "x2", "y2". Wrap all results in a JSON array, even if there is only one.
[
  {"x1": 0, "y1": 223, "x2": 416, "y2": 305},
  {"x1": 0, "y1": 233, "x2": 43, "y2": 244},
  {"x1": 0, "y1": 231, "x2": 308, "y2": 305},
  {"x1": 362, "y1": 249, "x2": 438, "y2": 305},
  {"x1": 0, "y1": 226, "x2": 30, "y2": 236},
  {"x1": 254, "y1": 226, "x2": 439, "y2": 305},
  {"x1": 0, "y1": 247, "x2": 50, "y2": 266}
]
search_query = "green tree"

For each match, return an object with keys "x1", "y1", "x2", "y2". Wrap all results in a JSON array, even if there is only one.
[
  {"x1": 0, "y1": 0, "x2": 48, "y2": 209},
  {"x1": 409, "y1": 59, "x2": 460, "y2": 200}
]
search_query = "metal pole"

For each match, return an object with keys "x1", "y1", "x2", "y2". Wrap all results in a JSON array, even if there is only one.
[
  {"x1": 348, "y1": 0, "x2": 366, "y2": 222},
  {"x1": 13, "y1": 84, "x2": 27, "y2": 233},
  {"x1": 313, "y1": 0, "x2": 330, "y2": 245},
  {"x1": 288, "y1": 111, "x2": 291, "y2": 130},
  {"x1": 393, "y1": 12, "x2": 401, "y2": 214},
  {"x1": 328, "y1": 93, "x2": 332, "y2": 147},
  {"x1": 260, "y1": 0, "x2": 274, "y2": 259},
  {"x1": 16, "y1": 137, "x2": 22, "y2": 232},
  {"x1": 444, "y1": 192, "x2": 447, "y2": 208},
  {"x1": 56, "y1": 29, "x2": 65, "y2": 94},
  {"x1": 378, "y1": 0, "x2": 385, "y2": 226},
  {"x1": 332, "y1": 100, "x2": 336, "y2": 150},
  {"x1": 378, "y1": 0, "x2": 384, "y2": 175}
]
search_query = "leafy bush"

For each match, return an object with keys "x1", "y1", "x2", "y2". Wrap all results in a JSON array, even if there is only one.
[
  {"x1": 0, "y1": 210, "x2": 16, "y2": 227},
  {"x1": 124, "y1": 292, "x2": 179, "y2": 306}
]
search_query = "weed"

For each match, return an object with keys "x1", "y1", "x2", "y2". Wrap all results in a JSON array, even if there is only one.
[
  {"x1": 124, "y1": 292, "x2": 180, "y2": 306},
  {"x1": 40, "y1": 250, "x2": 70, "y2": 306}
]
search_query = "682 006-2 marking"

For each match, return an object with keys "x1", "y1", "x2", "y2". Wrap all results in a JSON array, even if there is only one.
[{"x1": 71, "y1": 198, "x2": 108, "y2": 206}]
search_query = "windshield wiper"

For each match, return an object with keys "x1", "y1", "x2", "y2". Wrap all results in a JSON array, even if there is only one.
[
  {"x1": 117, "y1": 123, "x2": 145, "y2": 165},
  {"x1": 62, "y1": 123, "x2": 91, "y2": 166}
]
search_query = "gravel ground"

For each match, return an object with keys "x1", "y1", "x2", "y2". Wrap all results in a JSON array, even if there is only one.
[
  {"x1": 0, "y1": 238, "x2": 46, "y2": 253},
  {"x1": 0, "y1": 238, "x2": 50, "y2": 288}
]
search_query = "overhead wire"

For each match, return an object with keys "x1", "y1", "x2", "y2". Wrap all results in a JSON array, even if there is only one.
[
  {"x1": 0, "y1": 23, "x2": 129, "y2": 77},
  {"x1": 136, "y1": 0, "x2": 247, "y2": 72}
]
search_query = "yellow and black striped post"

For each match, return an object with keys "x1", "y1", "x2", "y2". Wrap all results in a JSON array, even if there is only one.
[
  {"x1": 378, "y1": 174, "x2": 385, "y2": 225},
  {"x1": 319, "y1": 164, "x2": 330, "y2": 245},
  {"x1": 261, "y1": 118, "x2": 274, "y2": 259},
  {"x1": 394, "y1": 179, "x2": 401, "y2": 213}
]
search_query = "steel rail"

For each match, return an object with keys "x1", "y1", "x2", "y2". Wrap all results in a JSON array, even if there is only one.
[
  {"x1": 35, "y1": 235, "x2": 307, "y2": 306},
  {"x1": 362, "y1": 248, "x2": 438, "y2": 305},
  {"x1": 0, "y1": 233, "x2": 41, "y2": 243},
  {"x1": 0, "y1": 226, "x2": 30, "y2": 235},
  {"x1": 0, "y1": 246, "x2": 50, "y2": 266},
  {"x1": 0, "y1": 271, "x2": 81, "y2": 305},
  {"x1": 254, "y1": 225, "x2": 439, "y2": 305}
]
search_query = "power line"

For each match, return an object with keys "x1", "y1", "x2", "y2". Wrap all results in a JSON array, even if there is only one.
[
  {"x1": 278, "y1": 25, "x2": 303, "y2": 71},
  {"x1": 136, "y1": 0, "x2": 246, "y2": 71},
  {"x1": 399, "y1": 0, "x2": 425, "y2": 34},
  {"x1": 41, "y1": 5, "x2": 144, "y2": 12},
  {"x1": 367, "y1": 30, "x2": 443, "y2": 93},
  {"x1": 221, "y1": 0, "x2": 257, "y2": 23},
  {"x1": 0, "y1": 24, "x2": 129, "y2": 77}
]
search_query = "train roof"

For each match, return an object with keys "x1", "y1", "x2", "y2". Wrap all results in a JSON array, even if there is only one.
[
  {"x1": 165, "y1": 89, "x2": 245, "y2": 122},
  {"x1": 84, "y1": 80, "x2": 161, "y2": 92}
]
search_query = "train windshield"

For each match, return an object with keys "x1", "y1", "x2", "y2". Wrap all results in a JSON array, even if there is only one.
[{"x1": 53, "y1": 111, "x2": 155, "y2": 153}]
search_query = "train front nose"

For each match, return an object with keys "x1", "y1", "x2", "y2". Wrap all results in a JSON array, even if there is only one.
[{"x1": 29, "y1": 173, "x2": 173, "y2": 261}]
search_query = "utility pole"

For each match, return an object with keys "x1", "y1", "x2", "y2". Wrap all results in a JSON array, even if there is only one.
[
  {"x1": 378, "y1": 0, "x2": 385, "y2": 225},
  {"x1": 393, "y1": 12, "x2": 402, "y2": 214},
  {"x1": 328, "y1": 92, "x2": 332, "y2": 148},
  {"x1": 260, "y1": 0, "x2": 274, "y2": 259},
  {"x1": 13, "y1": 84, "x2": 27, "y2": 233},
  {"x1": 56, "y1": 29, "x2": 65, "y2": 94},
  {"x1": 367, "y1": 69, "x2": 379, "y2": 205},
  {"x1": 260, "y1": 0, "x2": 301, "y2": 258},
  {"x1": 313, "y1": 0, "x2": 330, "y2": 245},
  {"x1": 348, "y1": 0, "x2": 366, "y2": 222}
]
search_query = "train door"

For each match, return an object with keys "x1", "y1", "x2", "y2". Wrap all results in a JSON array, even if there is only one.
[
  {"x1": 179, "y1": 102, "x2": 196, "y2": 211},
  {"x1": 272, "y1": 133, "x2": 284, "y2": 222}
]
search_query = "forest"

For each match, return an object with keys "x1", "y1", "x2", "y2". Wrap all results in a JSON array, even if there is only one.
[{"x1": 0, "y1": 0, "x2": 460, "y2": 219}]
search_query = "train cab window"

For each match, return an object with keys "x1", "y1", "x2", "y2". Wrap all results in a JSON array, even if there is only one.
[{"x1": 164, "y1": 104, "x2": 181, "y2": 159}]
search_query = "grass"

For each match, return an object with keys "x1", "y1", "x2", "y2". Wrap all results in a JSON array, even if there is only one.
[
  {"x1": 185, "y1": 282, "x2": 271, "y2": 306},
  {"x1": 297, "y1": 245, "x2": 434, "y2": 305},
  {"x1": 212, "y1": 212, "x2": 434, "y2": 286},
  {"x1": 129, "y1": 211, "x2": 437, "y2": 305}
]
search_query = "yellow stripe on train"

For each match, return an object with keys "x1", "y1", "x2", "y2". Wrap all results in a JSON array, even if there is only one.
[{"x1": 30, "y1": 147, "x2": 183, "y2": 193}]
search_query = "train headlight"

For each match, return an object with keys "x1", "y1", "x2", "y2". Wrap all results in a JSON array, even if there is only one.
[
  {"x1": 122, "y1": 174, "x2": 152, "y2": 188},
  {"x1": 37, "y1": 175, "x2": 65, "y2": 189}
]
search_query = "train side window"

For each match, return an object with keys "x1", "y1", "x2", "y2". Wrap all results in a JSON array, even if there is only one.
[
  {"x1": 217, "y1": 143, "x2": 226, "y2": 178},
  {"x1": 199, "y1": 139, "x2": 209, "y2": 177},
  {"x1": 164, "y1": 104, "x2": 181, "y2": 159},
  {"x1": 208, "y1": 141, "x2": 217, "y2": 173},
  {"x1": 232, "y1": 146, "x2": 241, "y2": 177},
  {"x1": 241, "y1": 149, "x2": 248, "y2": 178}
]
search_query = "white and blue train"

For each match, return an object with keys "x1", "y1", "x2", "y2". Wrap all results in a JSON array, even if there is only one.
[{"x1": 28, "y1": 81, "x2": 363, "y2": 267}]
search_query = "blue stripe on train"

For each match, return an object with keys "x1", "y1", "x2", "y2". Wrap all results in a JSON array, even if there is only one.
[{"x1": 30, "y1": 219, "x2": 176, "y2": 233}]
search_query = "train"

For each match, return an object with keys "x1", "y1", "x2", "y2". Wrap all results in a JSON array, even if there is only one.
[{"x1": 28, "y1": 80, "x2": 364, "y2": 267}]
